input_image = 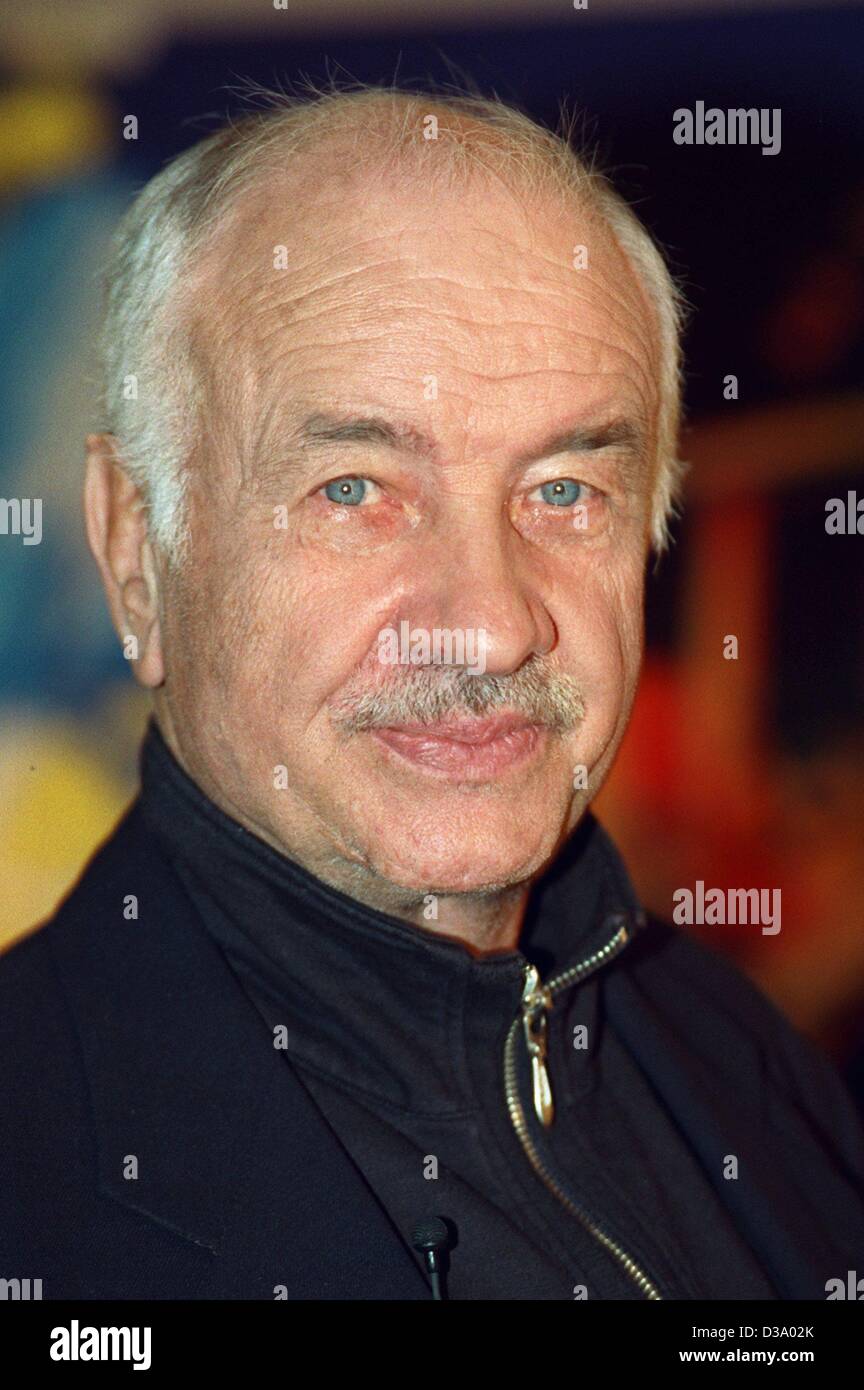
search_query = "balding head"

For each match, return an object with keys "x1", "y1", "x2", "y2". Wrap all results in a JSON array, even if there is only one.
[{"x1": 95, "y1": 84, "x2": 687, "y2": 570}]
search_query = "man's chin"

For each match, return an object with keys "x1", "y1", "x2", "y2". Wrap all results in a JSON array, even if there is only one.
[{"x1": 358, "y1": 825, "x2": 562, "y2": 898}]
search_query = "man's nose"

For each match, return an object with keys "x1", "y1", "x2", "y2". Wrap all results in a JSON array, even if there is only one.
[{"x1": 403, "y1": 521, "x2": 557, "y2": 676}]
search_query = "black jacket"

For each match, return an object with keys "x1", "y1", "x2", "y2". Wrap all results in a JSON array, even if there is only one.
[{"x1": 2, "y1": 725, "x2": 864, "y2": 1300}]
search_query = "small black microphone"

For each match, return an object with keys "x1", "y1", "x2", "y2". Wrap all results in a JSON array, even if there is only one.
[{"x1": 411, "y1": 1216, "x2": 451, "y2": 1301}]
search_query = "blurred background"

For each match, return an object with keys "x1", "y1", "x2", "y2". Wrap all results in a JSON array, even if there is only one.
[{"x1": 1, "y1": 0, "x2": 863, "y2": 1103}]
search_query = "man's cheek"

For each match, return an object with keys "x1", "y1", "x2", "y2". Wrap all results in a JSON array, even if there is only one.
[
  {"x1": 563, "y1": 583, "x2": 635, "y2": 672},
  {"x1": 224, "y1": 563, "x2": 313, "y2": 661},
  {"x1": 574, "y1": 615, "x2": 638, "y2": 743},
  {"x1": 593, "y1": 570, "x2": 645, "y2": 666}
]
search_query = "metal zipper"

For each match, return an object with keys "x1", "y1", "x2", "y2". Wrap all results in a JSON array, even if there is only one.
[{"x1": 503, "y1": 913, "x2": 663, "y2": 1300}]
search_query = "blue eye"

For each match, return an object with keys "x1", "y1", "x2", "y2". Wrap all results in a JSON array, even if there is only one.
[
  {"x1": 537, "y1": 478, "x2": 584, "y2": 507},
  {"x1": 324, "y1": 477, "x2": 370, "y2": 506}
]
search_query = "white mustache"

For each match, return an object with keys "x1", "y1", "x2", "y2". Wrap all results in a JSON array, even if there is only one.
[{"x1": 329, "y1": 659, "x2": 586, "y2": 734}]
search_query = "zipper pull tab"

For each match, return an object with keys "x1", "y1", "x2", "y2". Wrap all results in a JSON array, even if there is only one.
[{"x1": 521, "y1": 963, "x2": 554, "y2": 1128}]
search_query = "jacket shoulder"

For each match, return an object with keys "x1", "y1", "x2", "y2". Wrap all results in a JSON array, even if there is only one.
[
  {"x1": 627, "y1": 914, "x2": 864, "y2": 1187},
  {"x1": 0, "y1": 805, "x2": 165, "y2": 1192},
  {"x1": 0, "y1": 803, "x2": 226, "y2": 1294},
  {"x1": 0, "y1": 795, "x2": 191, "y2": 1076}
]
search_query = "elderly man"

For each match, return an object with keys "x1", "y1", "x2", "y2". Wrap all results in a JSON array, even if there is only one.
[{"x1": 2, "y1": 86, "x2": 863, "y2": 1302}]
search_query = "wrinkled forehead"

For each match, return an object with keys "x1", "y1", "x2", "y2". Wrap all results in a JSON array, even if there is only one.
[{"x1": 183, "y1": 161, "x2": 661, "y2": 468}]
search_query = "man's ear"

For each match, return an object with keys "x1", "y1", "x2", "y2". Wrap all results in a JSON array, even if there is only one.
[{"x1": 84, "y1": 432, "x2": 166, "y2": 688}]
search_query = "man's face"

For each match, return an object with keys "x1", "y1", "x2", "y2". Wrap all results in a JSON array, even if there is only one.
[{"x1": 153, "y1": 167, "x2": 659, "y2": 902}]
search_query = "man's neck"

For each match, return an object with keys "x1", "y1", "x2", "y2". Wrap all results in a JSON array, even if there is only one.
[{"x1": 311, "y1": 858, "x2": 532, "y2": 955}]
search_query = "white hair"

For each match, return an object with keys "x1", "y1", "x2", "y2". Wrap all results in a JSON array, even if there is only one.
[{"x1": 97, "y1": 80, "x2": 690, "y2": 568}]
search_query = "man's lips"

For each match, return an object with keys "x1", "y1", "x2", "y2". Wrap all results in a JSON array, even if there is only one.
[
  {"x1": 374, "y1": 714, "x2": 537, "y2": 744},
  {"x1": 368, "y1": 714, "x2": 546, "y2": 776}
]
